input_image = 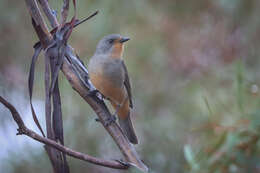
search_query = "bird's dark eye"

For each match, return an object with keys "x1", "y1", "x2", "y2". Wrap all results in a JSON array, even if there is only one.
[{"x1": 108, "y1": 39, "x2": 114, "y2": 44}]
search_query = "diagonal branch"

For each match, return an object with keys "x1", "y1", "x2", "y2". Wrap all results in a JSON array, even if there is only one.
[
  {"x1": 23, "y1": 0, "x2": 149, "y2": 172},
  {"x1": 0, "y1": 96, "x2": 128, "y2": 170},
  {"x1": 60, "y1": 0, "x2": 70, "y2": 27},
  {"x1": 37, "y1": 0, "x2": 59, "y2": 28},
  {"x1": 25, "y1": 0, "x2": 52, "y2": 40}
]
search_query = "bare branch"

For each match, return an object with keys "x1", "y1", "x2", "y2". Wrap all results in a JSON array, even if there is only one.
[
  {"x1": 25, "y1": 2, "x2": 69, "y2": 172},
  {"x1": 60, "y1": 0, "x2": 70, "y2": 28},
  {"x1": 0, "y1": 96, "x2": 26, "y2": 130},
  {"x1": 22, "y1": 0, "x2": 149, "y2": 172},
  {"x1": 25, "y1": 0, "x2": 52, "y2": 39},
  {"x1": 37, "y1": 0, "x2": 59, "y2": 28},
  {"x1": 0, "y1": 96, "x2": 128, "y2": 170}
]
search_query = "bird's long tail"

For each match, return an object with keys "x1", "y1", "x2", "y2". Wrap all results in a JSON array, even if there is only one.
[
  {"x1": 119, "y1": 113, "x2": 138, "y2": 144},
  {"x1": 111, "y1": 98, "x2": 138, "y2": 144}
]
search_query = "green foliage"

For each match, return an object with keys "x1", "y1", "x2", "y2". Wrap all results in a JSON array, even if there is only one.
[{"x1": 185, "y1": 61, "x2": 260, "y2": 173}]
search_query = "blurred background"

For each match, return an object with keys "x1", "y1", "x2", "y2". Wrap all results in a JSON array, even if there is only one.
[{"x1": 1, "y1": 0, "x2": 260, "y2": 172}]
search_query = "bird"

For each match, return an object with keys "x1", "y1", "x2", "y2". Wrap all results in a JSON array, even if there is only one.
[{"x1": 88, "y1": 34, "x2": 138, "y2": 144}]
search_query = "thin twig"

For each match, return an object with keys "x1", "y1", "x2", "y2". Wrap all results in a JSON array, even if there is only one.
[
  {"x1": 73, "y1": 10, "x2": 99, "y2": 28},
  {"x1": 0, "y1": 96, "x2": 128, "y2": 170}
]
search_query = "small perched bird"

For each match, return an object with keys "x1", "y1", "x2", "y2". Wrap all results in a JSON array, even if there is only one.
[{"x1": 88, "y1": 34, "x2": 138, "y2": 144}]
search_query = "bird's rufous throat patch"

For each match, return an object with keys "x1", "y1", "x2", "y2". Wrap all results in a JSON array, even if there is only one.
[{"x1": 111, "y1": 39, "x2": 124, "y2": 59}]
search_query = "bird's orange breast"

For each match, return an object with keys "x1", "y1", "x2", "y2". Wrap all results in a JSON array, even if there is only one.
[
  {"x1": 111, "y1": 42, "x2": 124, "y2": 59},
  {"x1": 90, "y1": 72, "x2": 125, "y2": 105}
]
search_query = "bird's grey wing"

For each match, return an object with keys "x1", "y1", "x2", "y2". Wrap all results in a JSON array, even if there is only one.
[{"x1": 121, "y1": 61, "x2": 133, "y2": 108}]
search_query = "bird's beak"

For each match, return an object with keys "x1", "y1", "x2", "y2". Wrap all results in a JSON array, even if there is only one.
[{"x1": 119, "y1": 37, "x2": 130, "y2": 43}]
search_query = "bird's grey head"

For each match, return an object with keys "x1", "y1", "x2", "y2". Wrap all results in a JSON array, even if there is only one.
[{"x1": 95, "y1": 34, "x2": 130, "y2": 55}]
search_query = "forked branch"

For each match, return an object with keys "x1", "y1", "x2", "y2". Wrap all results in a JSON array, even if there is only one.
[{"x1": 2, "y1": 0, "x2": 149, "y2": 172}]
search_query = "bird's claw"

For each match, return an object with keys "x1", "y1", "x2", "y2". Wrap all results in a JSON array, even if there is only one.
[
  {"x1": 96, "y1": 115, "x2": 117, "y2": 126},
  {"x1": 87, "y1": 89, "x2": 108, "y2": 101},
  {"x1": 115, "y1": 159, "x2": 130, "y2": 167},
  {"x1": 87, "y1": 89, "x2": 99, "y2": 97},
  {"x1": 105, "y1": 114, "x2": 117, "y2": 126}
]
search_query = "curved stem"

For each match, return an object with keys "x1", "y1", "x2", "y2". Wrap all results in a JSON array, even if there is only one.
[{"x1": 0, "y1": 96, "x2": 128, "y2": 170}]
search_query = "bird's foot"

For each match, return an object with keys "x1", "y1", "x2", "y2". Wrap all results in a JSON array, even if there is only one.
[
  {"x1": 87, "y1": 89, "x2": 99, "y2": 97},
  {"x1": 87, "y1": 89, "x2": 108, "y2": 101},
  {"x1": 115, "y1": 159, "x2": 130, "y2": 167},
  {"x1": 101, "y1": 94, "x2": 109, "y2": 100},
  {"x1": 95, "y1": 114, "x2": 117, "y2": 126},
  {"x1": 104, "y1": 114, "x2": 117, "y2": 126}
]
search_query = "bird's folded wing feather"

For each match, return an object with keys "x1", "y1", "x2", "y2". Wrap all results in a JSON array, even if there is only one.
[{"x1": 122, "y1": 61, "x2": 133, "y2": 108}]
